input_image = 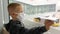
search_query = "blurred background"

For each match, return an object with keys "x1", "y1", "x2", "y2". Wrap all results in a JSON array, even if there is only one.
[{"x1": 0, "y1": 0, "x2": 60, "y2": 34}]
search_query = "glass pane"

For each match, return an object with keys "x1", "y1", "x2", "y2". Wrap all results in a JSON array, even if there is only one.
[
  {"x1": 8, "y1": 0, "x2": 56, "y2": 15},
  {"x1": 9, "y1": 0, "x2": 14, "y2": 3}
]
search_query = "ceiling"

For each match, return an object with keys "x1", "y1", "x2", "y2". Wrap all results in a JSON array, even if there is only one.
[{"x1": 14, "y1": 0, "x2": 60, "y2": 5}]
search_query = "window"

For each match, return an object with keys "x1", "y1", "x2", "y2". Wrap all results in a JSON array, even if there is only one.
[
  {"x1": 9, "y1": 0, "x2": 14, "y2": 3},
  {"x1": 9, "y1": 0, "x2": 56, "y2": 15}
]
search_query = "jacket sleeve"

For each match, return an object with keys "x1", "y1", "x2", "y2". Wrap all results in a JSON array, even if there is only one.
[
  {"x1": 27, "y1": 26, "x2": 47, "y2": 34},
  {"x1": 4, "y1": 23, "x2": 10, "y2": 32}
]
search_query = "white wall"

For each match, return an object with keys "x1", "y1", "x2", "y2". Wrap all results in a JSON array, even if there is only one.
[
  {"x1": 0, "y1": 0, "x2": 4, "y2": 30},
  {"x1": 0, "y1": 0, "x2": 9, "y2": 30},
  {"x1": 56, "y1": 1, "x2": 60, "y2": 10},
  {"x1": 3, "y1": 0, "x2": 9, "y2": 24}
]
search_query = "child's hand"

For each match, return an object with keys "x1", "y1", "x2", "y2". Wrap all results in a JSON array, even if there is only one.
[{"x1": 45, "y1": 20, "x2": 54, "y2": 30}]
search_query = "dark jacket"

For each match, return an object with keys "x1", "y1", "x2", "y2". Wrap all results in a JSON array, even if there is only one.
[{"x1": 4, "y1": 20, "x2": 47, "y2": 34}]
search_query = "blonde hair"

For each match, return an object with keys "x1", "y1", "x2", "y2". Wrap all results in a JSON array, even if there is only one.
[{"x1": 8, "y1": 3, "x2": 21, "y2": 12}]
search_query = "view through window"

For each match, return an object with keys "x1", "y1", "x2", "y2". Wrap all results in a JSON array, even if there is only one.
[{"x1": 9, "y1": 0, "x2": 56, "y2": 15}]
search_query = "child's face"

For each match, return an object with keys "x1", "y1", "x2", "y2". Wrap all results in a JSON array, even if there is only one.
[{"x1": 10, "y1": 6, "x2": 23, "y2": 19}]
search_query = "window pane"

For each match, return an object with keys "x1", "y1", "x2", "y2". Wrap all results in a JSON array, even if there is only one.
[{"x1": 8, "y1": 0, "x2": 56, "y2": 15}]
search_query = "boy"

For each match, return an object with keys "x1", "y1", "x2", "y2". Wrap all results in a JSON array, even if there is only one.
[{"x1": 4, "y1": 3, "x2": 53, "y2": 34}]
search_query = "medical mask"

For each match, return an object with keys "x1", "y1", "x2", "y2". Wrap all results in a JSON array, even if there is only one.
[{"x1": 17, "y1": 12, "x2": 24, "y2": 22}]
